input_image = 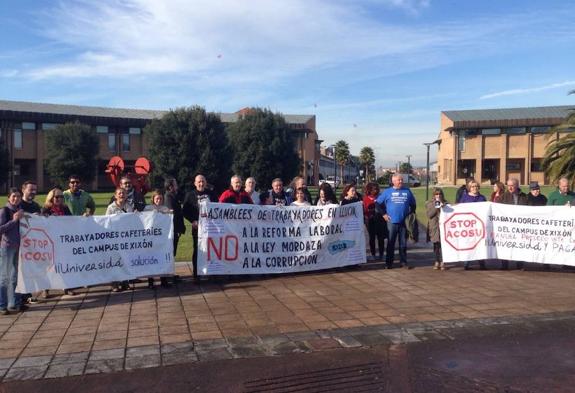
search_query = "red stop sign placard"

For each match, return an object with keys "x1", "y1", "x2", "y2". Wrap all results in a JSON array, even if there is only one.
[{"x1": 443, "y1": 212, "x2": 485, "y2": 251}]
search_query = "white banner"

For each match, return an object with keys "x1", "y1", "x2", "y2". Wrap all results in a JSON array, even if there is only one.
[
  {"x1": 198, "y1": 202, "x2": 366, "y2": 275},
  {"x1": 440, "y1": 202, "x2": 575, "y2": 264},
  {"x1": 17, "y1": 211, "x2": 174, "y2": 292}
]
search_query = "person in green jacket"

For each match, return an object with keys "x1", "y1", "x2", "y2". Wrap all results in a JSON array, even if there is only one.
[
  {"x1": 547, "y1": 177, "x2": 575, "y2": 206},
  {"x1": 63, "y1": 174, "x2": 96, "y2": 216}
]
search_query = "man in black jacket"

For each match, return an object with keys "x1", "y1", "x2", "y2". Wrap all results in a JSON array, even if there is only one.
[
  {"x1": 182, "y1": 174, "x2": 217, "y2": 280},
  {"x1": 527, "y1": 181, "x2": 547, "y2": 206},
  {"x1": 501, "y1": 178, "x2": 528, "y2": 270}
]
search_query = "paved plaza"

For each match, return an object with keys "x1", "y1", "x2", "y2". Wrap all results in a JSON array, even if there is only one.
[{"x1": 0, "y1": 248, "x2": 575, "y2": 384}]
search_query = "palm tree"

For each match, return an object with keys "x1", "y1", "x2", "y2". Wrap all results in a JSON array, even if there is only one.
[
  {"x1": 359, "y1": 146, "x2": 375, "y2": 182},
  {"x1": 334, "y1": 140, "x2": 350, "y2": 185},
  {"x1": 542, "y1": 98, "x2": 575, "y2": 184}
]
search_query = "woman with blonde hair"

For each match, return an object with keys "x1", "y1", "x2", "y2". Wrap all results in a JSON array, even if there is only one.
[{"x1": 41, "y1": 187, "x2": 72, "y2": 216}]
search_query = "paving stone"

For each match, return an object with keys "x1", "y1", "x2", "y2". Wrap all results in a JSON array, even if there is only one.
[
  {"x1": 89, "y1": 348, "x2": 125, "y2": 361},
  {"x1": 196, "y1": 347, "x2": 233, "y2": 361},
  {"x1": 379, "y1": 330, "x2": 421, "y2": 344},
  {"x1": 12, "y1": 355, "x2": 52, "y2": 368},
  {"x1": 85, "y1": 359, "x2": 124, "y2": 374},
  {"x1": 125, "y1": 355, "x2": 161, "y2": 370},
  {"x1": 413, "y1": 331, "x2": 449, "y2": 341},
  {"x1": 0, "y1": 358, "x2": 16, "y2": 369},
  {"x1": 305, "y1": 338, "x2": 341, "y2": 351},
  {"x1": 260, "y1": 334, "x2": 290, "y2": 348},
  {"x1": 162, "y1": 352, "x2": 198, "y2": 366},
  {"x1": 332, "y1": 335, "x2": 363, "y2": 348},
  {"x1": 4, "y1": 365, "x2": 48, "y2": 381},
  {"x1": 126, "y1": 345, "x2": 160, "y2": 357},
  {"x1": 229, "y1": 344, "x2": 268, "y2": 359},
  {"x1": 161, "y1": 342, "x2": 195, "y2": 355},
  {"x1": 194, "y1": 338, "x2": 228, "y2": 351},
  {"x1": 285, "y1": 331, "x2": 320, "y2": 341},
  {"x1": 226, "y1": 336, "x2": 261, "y2": 346},
  {"x1": 51, "y1": 352, "x2": 89, "y2": 365},
  {"x1": 352, "y1": 333, "x2": 391, "y2": 347},
  {"x1": 44, "y1": 362, "x2": 86, "y2": 378}
]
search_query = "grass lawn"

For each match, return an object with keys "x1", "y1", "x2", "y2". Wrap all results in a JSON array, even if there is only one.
[{"x1": 1, "y1": 184, "x2": 558, "y2": 261}]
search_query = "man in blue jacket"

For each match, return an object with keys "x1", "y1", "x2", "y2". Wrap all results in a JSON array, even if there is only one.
[{"x1": 376, "y1": 174, "x2": 417, "y2": 269}]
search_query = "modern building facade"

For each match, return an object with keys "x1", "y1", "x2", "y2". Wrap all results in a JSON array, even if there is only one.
[
  {"x1": 0, "y1": 100, "x2": 320, "y2": 191},
  {"x1": 437, "y1": 105, "x2": 574, "y2": 185}
]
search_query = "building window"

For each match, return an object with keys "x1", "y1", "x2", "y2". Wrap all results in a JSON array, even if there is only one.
[
  {"x1": 458, "y1": 134, "x2": 465, "y2": 152},
  {"x1": 531, "y1": 126, "x2": 550, "y2": 134},
  {"x1": 531, "y1": 158, "x2": 543, "y2": 172},
  {"x1": 14, "y1": 129, "x2": 23, "y2": 149},
  {"x1": 505, "y1": 127, "x2": 526, "y2": 135},
  {"x1": 482, "y1": 128, "x2": 501, "y2": 135},
  {"x1": 457, "y1": 159, "x2": 475, "y2": 178},
  {"x1": 22, "y1": 122, "x2": 35, "y2": 130},
  {"x1": 122, "y1": 134, "x2": 130, "y2": 152},
  {"x1": 42, "y1": 123, "x2": 58, "y2": 130},
  {"x1": 129, "y1": 127, "x2": 141, "y2": 135},
  {"x1": 108, "y1": 134, "x2": 116, "y2": 151},
  {"x1": 96, "y1": 126, "x2": 109, "y2": 134}
]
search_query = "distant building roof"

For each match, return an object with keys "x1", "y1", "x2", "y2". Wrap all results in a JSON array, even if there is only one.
[
  {"x1": 0, "y1": 99, "x2": 314, "y2": 125},
  {"x1": 443, "y1": 105, "x2": 574, "y2": 129}
]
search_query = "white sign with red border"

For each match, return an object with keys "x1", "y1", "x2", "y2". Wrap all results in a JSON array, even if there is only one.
[{"x1": 440, "y1": 202, "x2": 575, "y2": 264}]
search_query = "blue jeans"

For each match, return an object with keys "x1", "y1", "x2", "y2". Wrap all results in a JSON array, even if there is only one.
[
  {"x1": 0, "y1": 247, "x2": 20, "y2": 310},
  {"x1": 386, "y1": 222, "x2": 407, "y2": 267}
]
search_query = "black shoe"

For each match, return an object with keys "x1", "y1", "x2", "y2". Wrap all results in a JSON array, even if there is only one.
[
  {"x1": 464, "y1": 265, "x2": 470, "y2": 270},
  {"x1": 148, "y1": 278, "x2": 155, "y2": 289},
  {"x1": 160, "y1": 278, "x2": 172, "y2": 288},
  {"x1": 407, "y1": 266, "x2": 414, "y2": 270},
  {"x1": 480, "y1": 265, "x2": 487, "y2": 271}
]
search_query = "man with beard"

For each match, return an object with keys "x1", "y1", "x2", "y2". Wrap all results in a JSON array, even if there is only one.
[
  {"x1": 183, "y1": 174, "x2": 217, "y2": 280},
  {"x1": 109, "y1": 176, "x2": 146, "y2": 212}
]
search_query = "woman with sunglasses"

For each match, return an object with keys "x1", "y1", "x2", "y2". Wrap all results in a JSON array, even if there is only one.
[{"x1": 41, "y1": 187, "x2": 74, "y2": 296}]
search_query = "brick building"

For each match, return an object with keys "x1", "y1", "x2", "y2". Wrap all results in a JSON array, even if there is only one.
[
  {"x1": 0, "y1": 100, "x2": 320, "y2": 191},
  {"x1": 436, "y1": 105, "x2": 574, "y2": 185}
]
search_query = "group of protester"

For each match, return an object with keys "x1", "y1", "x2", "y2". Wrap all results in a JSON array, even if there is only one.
[
  {"x1": 427, "y1": 176, "x2": 575, "y2": 272},
  {"x1": 5, "y1": 169, "x2": 572, "y2": 315}
]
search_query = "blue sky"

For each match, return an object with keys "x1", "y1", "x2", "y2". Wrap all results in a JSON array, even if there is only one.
[{"x1": 1, "y1": 0, "x2": 574, "y2": 166}]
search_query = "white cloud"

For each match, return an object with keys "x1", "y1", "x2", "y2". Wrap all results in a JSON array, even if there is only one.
[
  {"x1": 19, "y1": 0, "x2": 540, "y2": 89},
  {"x1": 480, "y1": 81, "x2": 575, "y2": 100}
]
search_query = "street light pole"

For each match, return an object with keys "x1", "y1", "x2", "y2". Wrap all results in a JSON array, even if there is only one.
[{"x1": 423, "y1": 139, "x2": 441, "y2": 201}]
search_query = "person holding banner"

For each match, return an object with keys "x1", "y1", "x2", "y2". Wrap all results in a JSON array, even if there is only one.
[
  {"x1": 0, "y1": 188, "x2": 26, "y2": 314},
  {"x1": 106, "y1": 188, "x2": 133, "y2": 292},
  {"x1": 64, "y1": 175, "x2": 96, "y2": 216},
  {"x1": 363, "y1": 182, "x2": 386, "y2": 261},
  {"x1": 315, "y1": 183, "x2": 338, "y2": 206},
  {"x1": 183, "y1": 174, "x2": 217, "y2": 280},
  {"x1": 501, "y1": 178, "x2": 528, "y2": 270},
  {"x1": 547, "y1": 177, "x2": 575, "y2": 206},
  {"x1": 340, "y1": 184, "x2": 361, "y2": 206},
  {"x1": 41, "y1": 187, "x2": 75, "y2": 296},
  {"x1": 260, "y1": 178, "x2": 292, "y2": 206},
  {"x1": 144, "y1": 189, "x2": 173, "y2": 288},
  {"x1": 376, "y1": 173, "x2": 417, "y2": 269},
  {"x1": 289, "y1": 176, "x2": 313, "y2": 204},
  {"x1": 245, "y1": 177, "x2": 260, "y2": 205},
  {"x1": 291, "y1": 188, "x2": 311, "y2": 206},
  {"x1": 527, "y1": 182, "x2": 547, "y2": 206},
  {"x1": 110, "y1": 176, "x2": 146, "y2": 212},
  {"x1": 20, "y1": 181, "x2": 41, "y2": 214},
  {"x1": 219, "y1": 175, "x2": 254, "y2": 204},
  {"x1": 459, "y1": 180, "x2": 487, "y2": 270},
  {"x1": 426, "y1": 188, "x2": 447, "y2": 270},
  {"x1": 490, "y1": 181, "x2": 505, "y2": 203}
]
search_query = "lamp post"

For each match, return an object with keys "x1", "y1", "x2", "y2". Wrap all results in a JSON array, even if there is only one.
[
  {"x1": 424, "y1": 139, "x2": 441, "y2": 201},
  {"x1": 331, "y1": 145, "x2": 337, "y2": 191}
]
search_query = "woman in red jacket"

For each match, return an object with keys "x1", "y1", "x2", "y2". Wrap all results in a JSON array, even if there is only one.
[{"x1": 363, "y1": 182, "x2": 387, "y2": 261}]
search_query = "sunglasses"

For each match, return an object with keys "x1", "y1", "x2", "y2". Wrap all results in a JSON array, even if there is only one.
[
  {"x1": 54, "y1": 195, "x2": 64, "y2": 199},
  {"x1": 69, "y1": 181, "x2": 80, "y2": 184}
]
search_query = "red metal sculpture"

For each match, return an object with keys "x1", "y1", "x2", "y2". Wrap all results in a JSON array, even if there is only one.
[{"x1": 105, "y1": 156, "x2": 152, "y2": 194}]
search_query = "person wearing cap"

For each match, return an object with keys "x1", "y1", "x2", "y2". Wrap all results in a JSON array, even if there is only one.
[{"x1": 527, "y1": 182, "x2": 547, "y2": 206}]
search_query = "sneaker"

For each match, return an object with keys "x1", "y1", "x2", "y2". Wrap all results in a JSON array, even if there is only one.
[
  {"x1": 27, "y1": 297, "x2": 39, "y2": 304},
  {"x1": 0, "y1": 309, "x2": 8, "y2": 316},
  {"x1": 433, "y1": 262, "x2": 440, "y2": 270},
  {"x1": 64, "y1": 289, "x2": 76, "y2": 296}
]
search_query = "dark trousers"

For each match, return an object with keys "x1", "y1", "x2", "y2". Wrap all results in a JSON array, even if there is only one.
[
  {"x1": 433, "y1": 242, "x2": 442, "y2": 262},
  {"x1": 192, "y1": 229, "x2": 198, "y2": 279},
  {"x1": 386, "y1": 222, "x2": 407, "y2": 267},
  {"x1": 367, "y1": 218, "x2": 386, "y2": 258},
  {"x1": 173, "y1": 232, "x2": 181, "y2": 256}
]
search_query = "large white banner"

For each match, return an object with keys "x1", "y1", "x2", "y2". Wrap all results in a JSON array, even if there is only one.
[
  {"x1": 198, "y1": 202, "x2": 366, "y2": 275},
  {"x1": 440, "y1": 202, "x2": 575, "y2": 264},
  {"x1": 16, "y1": 212, "x2": 174, "y2": 292}
]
